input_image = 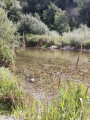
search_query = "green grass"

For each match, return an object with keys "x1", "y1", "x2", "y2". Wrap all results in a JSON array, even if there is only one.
[
  {"x1": 13, "y1": 82, "x2": 89, "y2": 120},
  {"x1": 0, "y1": 67, "x2": 89, "y2": 119},
  {"x1": 41, "y1": 83, "x2": 89, "y2": 120},
  {"x1": 0, "y1": 67, "x2": 24, "y2": 115}
]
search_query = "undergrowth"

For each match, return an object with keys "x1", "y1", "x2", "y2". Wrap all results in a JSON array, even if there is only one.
[
  {"x1": 0, "y1": 67, "x2": 24, "y2": 115},
  {"x1": 13, "y1": 82, "x2": 89, "y2": 120},
  {"x1": 0, "y1": 67, "x2": 89, "y2": 119}
]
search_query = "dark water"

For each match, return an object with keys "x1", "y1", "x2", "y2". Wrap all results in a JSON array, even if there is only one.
[{"x1": 15, "y1": 48, "x2": 90, "y2": 101}]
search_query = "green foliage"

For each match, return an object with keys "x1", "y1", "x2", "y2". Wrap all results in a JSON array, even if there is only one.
[
  {"x1": 20, "y1": 0, "x2": 51, "y2": 13},
  {"x1": 0, "y1": 0, "x2": 22, "y2": 22},
  {"x1": 79, "y1": 1, "x2": 90, "y2": 27},
  {"x1": 8, "y1": 6, "x2": 22, "y2": 22},
  {"x1": 0, "y1": 40, "x2": 12, "y2": 66},
  {"x1": 0, "y1": 0, "x2": 6, "y2": 9},
  {"x1": 25, "y1": 32, "x2": 60, "y2": 46},
  {"x1": 41, "y1": 83, "x2": 88, "y2": 120},
  {"x1": 34, "y1": 12, "x2": 41, "y2": 21},
  {"x1": 17, "y1": 14, "x2": 49, "y2": 35},
  {"x1": 0, "y1": 67, "x2": 24, "y2": 114},
  {"x1": 54, "y1": 0, "x2": 74, "y2": 10},
  {"x1": 62, "y1": 25, "x2": 90, "y2": 48},
  {"x1": 54, "y1": 10, "x2": 70, "y2": 34},
  {"x1": 44, "y1": 43, "x2": 50, "y2": 48},
  {"x1": 42, "y1": 3, "x2": 61, "y2": 29},
  {"x1": 0, "y1": 8, "x2": 16, "y2": 44},
  {"x1": 4, "y1": 0, "x2": 14, "y2": 10},
  {"x1": 0, "y1": 8, "x2": 18, "y2": 66},
  {"x1": 14, "y1": 82, "x2": 89, "y2": 120}
]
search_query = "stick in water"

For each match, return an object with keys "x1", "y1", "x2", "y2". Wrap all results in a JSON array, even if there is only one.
[{"x1": 75, "y1": 43, "x2": 82, "y2": 71}]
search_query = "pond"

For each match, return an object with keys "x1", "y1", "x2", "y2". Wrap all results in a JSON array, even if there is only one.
[{"x1": 15, "y1": 48, "x2": 90, "y2": 102}]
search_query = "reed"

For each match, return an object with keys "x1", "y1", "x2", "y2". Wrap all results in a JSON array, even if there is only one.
[{"x1": 13, "y1": 82, "x2": 89, "y2": 120}]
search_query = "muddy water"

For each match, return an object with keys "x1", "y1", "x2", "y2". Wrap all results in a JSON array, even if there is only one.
[{"x1": 15, "y1": 48, "x2": 90, "y2": 102}]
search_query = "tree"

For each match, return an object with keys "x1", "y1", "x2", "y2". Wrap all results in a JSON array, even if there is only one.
[
  {"x1": 20, "y1": 0, "x2": 52, "y2": 13},
  {"x1": 0, "y1": 8, "x2": 16, "y2": 44},
  {"x1": 7, "y1": 0, "x2": 22, "y2": 22},
  {"x1": 0, "y1": 0, "x2": 22, "y2": 23},
  {"x1": 42, "y1": 3, "x2": 61, "y2": 29},
  {"x1": 0, "y1": 0, "x2": 6, "y2": 9},
  {"x1": 79, "y1": 1, "x2": 90, "y2": 27},
  {"x1": 8, "y1": 6, "x2": 22, "y2": 22},
  {"x1": 54, "y1": 10, "x2": 70, "y2": 34},
  {"x1": 54, "y1": 0, "x2": 74, "y2": 10},
  {"x1": 4, "y1": 0, "x2": 14, "y2": 10},
  {"x1": 67, "y1": 8, "x2": 79, "y2": 30},
  {"x1": 0, "y1": 8, "x2": 17, "y2": 65},
  {"x1": 17, "y1": 14, "x2": 49, "y2": 35}
]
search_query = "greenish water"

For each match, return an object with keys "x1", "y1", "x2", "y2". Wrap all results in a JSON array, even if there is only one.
[{"x1": 15, "y1": 48, "x2": 90, "y2": 101}]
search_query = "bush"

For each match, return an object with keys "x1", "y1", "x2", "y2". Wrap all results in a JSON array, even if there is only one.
[
  {"x1": 61, "y1": 25, "x2": 90, "y2": 49},
  {"x1": 0, "y1": 67, "x2": 24, "y2": 114},
  {"x1": 0, "y1": 8, "x2": 16, "y2": 44},
  {"x1": 25, "y1": 31, "x2": 60, "y2": 46},
  {"x1": 0, "y1": 40, "x2": 12, "y2": 66},
  {"x1": 0, "y1": 8, "x2": 19, "y2": 66},
  {"x1": 17, "y1": 14, "x2": 49, "y2": 35}
]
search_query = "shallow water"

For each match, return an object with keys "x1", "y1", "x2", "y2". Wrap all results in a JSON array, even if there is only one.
[{"x1": 15, "y1": 48, "x2": 90, "y2": 102}]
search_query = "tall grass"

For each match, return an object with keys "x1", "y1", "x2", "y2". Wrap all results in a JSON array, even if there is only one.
[
  {"x1": 0, "y1": 62, "x2": 89, "y2": 119},
  {"x1": 0, "y1": 67, "x2": 24, "y2": 114},
  {"x1": 13, "y1": 82, "x2": 89, "y2": 120},
  {"x1": 25, "y1": 34, "x2": 60, "y2": 47},
  {"x1": 41, "y1": 83, "x2": 89, "y2": 120}
]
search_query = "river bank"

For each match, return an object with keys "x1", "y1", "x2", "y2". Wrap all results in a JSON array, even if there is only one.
[
  {"x1": 0, "y1": 48, "x2": 90, "y2": 119},
  {"x1": 30, "y1": 45, "x2": 90, "y2": 53}
]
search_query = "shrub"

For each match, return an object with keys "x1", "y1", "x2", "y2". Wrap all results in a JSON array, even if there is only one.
[
  {"x1": 25, "y1": 31, "x2": 60, "y2": 47},
  {"x1": 44, "y1": 43, "x2": 50, "y2": 48},
  {"x1": 0, "y1": 40, "x2": 12, "y2": 66},
  {"x1": 0, "y1": 67, "x2": 24, "y2": 114},
  {"x1": 17, "y1": 14, "x2": 49, "y2": 35},
  {"x1": 61, "y1": 25, "x2": 90, "y2": 49},
  {"x1": 0, "y1": 8, "x2": 16, "y2": 44},
  {"x1": 0, "y1": 8, "x2": 19, "y2": 66}
]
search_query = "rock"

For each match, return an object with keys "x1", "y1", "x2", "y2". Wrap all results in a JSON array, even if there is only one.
[
  {"x1": 61, "y1": 46, "x2": 75, "y2": 51},
  {"x1": 0, "y1": 116, "x2": 14, "y2": 120},
  {"x1": 31, "y1": 78, "x2": 36, "y2": 82},
  {"x1": 50, "y1": 45, "x2": 57, "y2": 50},
  {"x1": 27, "y1": 78, "x2": 36, "y2": 83}
]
